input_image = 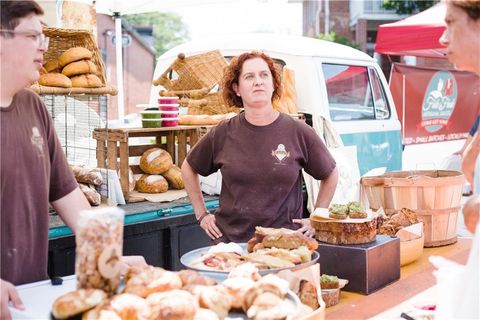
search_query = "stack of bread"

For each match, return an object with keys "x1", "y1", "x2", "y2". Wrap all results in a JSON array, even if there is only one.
[
  {"x1": 70, "y1": 165, "x2": 102, "y2": 206},
  {"x1": 134, "y1": 147, "x2": 185, "y2": 193},
  {"x1": 39, "y1": 47, "x2": 102, "y2": 88},
  {"x1": 51, "y1": 265, "x2": 301, "y2": 320}
]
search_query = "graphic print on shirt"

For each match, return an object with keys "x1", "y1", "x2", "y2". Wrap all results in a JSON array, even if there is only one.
[
  {"x1": 30, "y1": 126, "x2": 45, "y2": 157},
  {"x1": 272, "y1": 143, "x2": 290, "y2": 164}
]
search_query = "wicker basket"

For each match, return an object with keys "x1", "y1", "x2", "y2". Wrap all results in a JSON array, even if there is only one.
[
  {"x1": 153, "y1": 50, "x2": 227, "y2": 92},
  {"x1": 31, "y1": 27, "x2": 117, "y2": 95},
  {"x1": 180, "y1": 92, "x2": 240, "y2": 115},
  {"x1": 361, "y1": 170, "x2": 464, "y2": 247}
]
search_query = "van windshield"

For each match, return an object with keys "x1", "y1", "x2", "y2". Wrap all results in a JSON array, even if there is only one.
[{"x1": 321, "y1": 64, "x2": 377, "y2": 121}]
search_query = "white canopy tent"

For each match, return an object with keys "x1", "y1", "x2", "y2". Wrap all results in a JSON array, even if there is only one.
[{"x1": 92, "y1": 0, "x2": 238, "y2": 121}]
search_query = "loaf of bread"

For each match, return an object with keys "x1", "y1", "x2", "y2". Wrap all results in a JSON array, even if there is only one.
[
  {"x1": 161, "y1": 165, "x2": 184, "y2": 189},
  {"x1": 136, "y1": 174, "x2": 168, "y2": 193},
  {"x1": 62, "y1": 59, "x2": 97, "y2": 77},
  {"x1": 58, "y1": 47, "x2": 92, "y2": 67},
  {"x1": 71, "y1": 165, "x2": 103, "y2": 186},
  {"x1": 71, "y1": 74, "x2": 102, "y2": 88},
  {"x1": 39, "y1": 67, "x2": 47, "y2": 75},
  {"x1": 78, "y1": 183, "x2": 101, "y2": 206},
  {"x1": 139, "y1": 148, "x2": 173, "y2": 175},
  {"x1": 38, "y1": 73, "x2": 72, "y2": 88},
  {"x1": 262, "y1": 233, "x2": 319, "y2": 251},
  {"x1": 52, "y1": 289, "x2": 107, "y2": 319},
  {"x1": 43, "y1": 60, "x2": 60, "y2": 72}
]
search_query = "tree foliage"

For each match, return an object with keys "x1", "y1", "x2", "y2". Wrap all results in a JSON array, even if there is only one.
[
  {"x1": 316, "y1": 32, "x2": 359, "y2": 49},
  {"x1": 382, "y1": 0, "x2": 437, "y2": 14},
  {"x1": 124, "y1": 12, "x2": 189, "y2": 56}
]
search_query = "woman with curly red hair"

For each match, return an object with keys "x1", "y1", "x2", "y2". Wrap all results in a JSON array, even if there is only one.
[{"x1": 181, "y1": 51, "x2": 338, "y2": 242}]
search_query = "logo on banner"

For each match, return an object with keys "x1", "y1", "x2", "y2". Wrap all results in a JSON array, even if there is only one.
[{"x1": 421, "y1": 71, "x2": 457, "y2": 132}]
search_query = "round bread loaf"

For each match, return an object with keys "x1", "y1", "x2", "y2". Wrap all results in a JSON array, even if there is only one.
[
  {"x1": 62, "y1": 59, "x2": 97, "y2": 77},
  {"x1": 58, "y1": 47, "x2": 92, "y2": 67},
  {"x1": 51, "y1": 289, "x2": 107, "y2": 319},
  {"x1": 39, "y1": 73, "x2": 72, "y2": 88},
  {"x1": 161, "y1": 165, "x2": 184, "y2": 189},
  {"x1": 136, "y1": 174, "x2": 168, "y2": 193},
  {"x1": 43, "y1": 60, "x2": 60, "y2": 72},
  {"x1": 70, "y1": 74, "x2": 102, "y2": 88},
  {"x1": 139, "y1": 148, "x2": 173, "y2": 174}
]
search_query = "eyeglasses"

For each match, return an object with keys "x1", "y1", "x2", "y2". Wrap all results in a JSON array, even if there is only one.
[{"x1": 0, "y1": 29, "x2": 49, "y2": 49}]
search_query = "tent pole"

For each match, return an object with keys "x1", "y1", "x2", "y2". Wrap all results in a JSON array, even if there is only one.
[{"x1": 114, "y1": 12, "x2": 125, "y2": 122}]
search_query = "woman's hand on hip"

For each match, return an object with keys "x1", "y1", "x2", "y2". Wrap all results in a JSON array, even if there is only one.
[
  {"x1": 293, "y1": 218, "x2": 315, "y2": 238},
  {"x1": 200, "y1": 214, "x2": 223, "y2": 240}
]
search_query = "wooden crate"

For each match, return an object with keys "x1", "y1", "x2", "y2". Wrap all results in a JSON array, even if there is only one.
[{"x1": 93, "y1": 126, "x2": 202, "y2": 198}]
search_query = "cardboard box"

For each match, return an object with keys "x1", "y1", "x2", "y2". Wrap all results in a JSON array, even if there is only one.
[{"x1": 317, "y1": 235, "x2": 400, "y2": 294}]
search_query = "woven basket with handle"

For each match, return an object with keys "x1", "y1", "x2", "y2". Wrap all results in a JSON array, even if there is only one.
[
  {"x1": 31, "y1": 27, "x2": 117, "y2": 95},
  {"x1": 153, "y1": 50, "x2": 227, "y2": 92}
]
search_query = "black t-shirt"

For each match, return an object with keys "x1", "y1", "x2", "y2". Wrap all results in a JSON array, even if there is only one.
[{"x1": 187, "y1": 112, "x2": 336, "y2": 242}]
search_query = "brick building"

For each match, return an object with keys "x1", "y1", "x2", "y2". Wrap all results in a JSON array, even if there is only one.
[{"x1": 302, "y1": 0, "x2": 406, "y2": 56}]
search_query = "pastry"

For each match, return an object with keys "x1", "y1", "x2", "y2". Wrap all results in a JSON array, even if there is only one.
[
  {"x1": 298, "y1": 279, "x2": 320, "y2": 310},
  {"x1": 348, "y1": 201, "x2": 367, "y2": 219},
  {"x1": 178, "y1": 269, "x2": 217, "y2": 287},
  {"x1": 328, "y1": 204, "x2": 348, "y2": 219},
  {"x1": 146, "y1": 289, "x2": 198, "y2": 320},
  {"x1": 124, "y1": 266, "x2": 182, "y2": 298},
  {"x1": 52, "y1": 289, "x2": 107, "y2": 319},
  {"x1": 320, "y1": 274, "x2": 339, "y2": 289}
]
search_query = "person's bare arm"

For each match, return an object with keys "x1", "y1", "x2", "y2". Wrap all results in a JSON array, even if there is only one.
[
  {"x1": 51, "y1": 187, "x2": 90, "y2": 234},
  {"x1": 181, "y1": 160, "x2": 222, "y2": 239},
  {"x1": 454, "y1": 135, "x2": 472, "y2": 155},
  {"x1": 1, "y1": 279, "x2": 24, "y2": 320},
  {"x1": 462, "y1": 131, "x2": 480, "y2": 187},
  {"x1": 314, "y1": 166, "x2": 339, "y2": 208}
]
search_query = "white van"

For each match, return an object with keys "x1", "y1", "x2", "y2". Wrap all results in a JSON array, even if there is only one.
[{"x1": 150, "y1": 33, "x2": 402, "y2": 175}]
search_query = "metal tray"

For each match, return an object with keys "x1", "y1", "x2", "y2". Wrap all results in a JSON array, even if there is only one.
[{"x1": 180, "y1": 243, "x2": 320, "y2": 282}]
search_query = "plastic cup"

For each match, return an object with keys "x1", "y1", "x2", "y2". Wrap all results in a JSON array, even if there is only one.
[{"x1": 158, "y1": 97, "x2": 179, "y2": 105}]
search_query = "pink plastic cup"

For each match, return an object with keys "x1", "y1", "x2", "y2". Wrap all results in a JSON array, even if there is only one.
[
  {"x1": 158, "y1": 97, "x2": 179, "y2": 105},
  {"x1": 159, "y1": 110, "x2": 179, "y2": 118},
  {"x1": 160, "y1": 118, "x2": 179, "y2": 127},
  {"x1": 158, "y1": 104, "x2": 180, "y2": 112}
]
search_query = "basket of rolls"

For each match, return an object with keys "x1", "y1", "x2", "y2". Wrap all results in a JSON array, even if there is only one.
[{"x1": 31, "y1": 27, "x2": 117, "y2": 95}]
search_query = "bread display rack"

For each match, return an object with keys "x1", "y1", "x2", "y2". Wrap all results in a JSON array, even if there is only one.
[{"x1": 30, "y1": 27, "x2": 117, "y2": 95}]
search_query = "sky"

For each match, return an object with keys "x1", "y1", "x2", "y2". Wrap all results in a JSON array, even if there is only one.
[{"x1": 166, "y1": 0, "x2": 303, "y2": 41}]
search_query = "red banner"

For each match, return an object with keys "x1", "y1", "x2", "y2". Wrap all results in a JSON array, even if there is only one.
[{"x1": 390, "y1": 63, "x2": 480, "y2": 145}]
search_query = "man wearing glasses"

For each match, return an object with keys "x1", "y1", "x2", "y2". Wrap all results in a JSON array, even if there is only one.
[{"x1": 0, "y1": 2, "x2": 145, "y2": 319}]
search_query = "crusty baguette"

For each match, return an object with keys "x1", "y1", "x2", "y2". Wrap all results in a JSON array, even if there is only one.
[{"x1": 71, "y1": 165, "x2": 103, "y2": 186}]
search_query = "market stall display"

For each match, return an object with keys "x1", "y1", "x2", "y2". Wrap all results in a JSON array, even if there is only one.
[{"x1": 92, "y1": 126, "x2": 202, "y2": 201}]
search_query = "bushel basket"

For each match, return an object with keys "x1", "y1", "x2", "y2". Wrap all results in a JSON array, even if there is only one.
[{"x1": 361, "y1": 170, "x2": 464, "y2": 247}]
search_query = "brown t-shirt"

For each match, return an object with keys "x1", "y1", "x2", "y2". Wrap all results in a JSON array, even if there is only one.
[
  {"x1": 0, "y1": 89, "x2": 77, "y2": 285},
  {"x1": 187, "y1": 112, "x2": 336, "y2": 242}
]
